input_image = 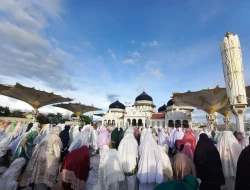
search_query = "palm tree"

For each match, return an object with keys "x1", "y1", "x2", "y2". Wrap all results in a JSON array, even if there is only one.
[
  {"x1": 55, "y1": 112, "x2": 63, "y2": 123},
  {"x1": 47, "y1": 113, "x2": 55, "y2": 124},
  {"x1": 80, "y1": 115, "x2": 91, "y2": 124},
  {"x1": 71, "y1": 113, "x2": 77, "y2": 119}
]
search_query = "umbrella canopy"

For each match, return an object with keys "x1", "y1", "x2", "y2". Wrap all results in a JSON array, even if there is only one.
[
  {"x1": 0, "y1": 83, "x2": 73, "y2": 109},
  {"x1": 173, "y1": 86, "x2": 228, "y2": 114},
  {"x1": 94, "y1": 113, "x2": 105, "y2": 117},
  {"x1": 53, "y1": 103, "x2": 101, "y2": 116},
  {"x1": 0, "y1": 84, "x2": 12, "y2": 92},
  {"x1": 218, "y1": 105, "x2": 232, "y2": 117}
]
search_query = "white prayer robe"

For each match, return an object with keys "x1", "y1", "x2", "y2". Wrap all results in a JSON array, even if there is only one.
[
  {"x1": 137, "y1": 129, "x2": 163, "y2": 190},
  {"x1": 118, "y1": 127, "x2": 138, "y2": 190},
  {"x1": 217, "y1": 131, "x2": 242, "y2": 190}
]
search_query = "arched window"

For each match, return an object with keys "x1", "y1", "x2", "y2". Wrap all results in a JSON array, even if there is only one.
[
  {"x1": 162, "y1": 121, "x2": 165, "y2": 128},
  {"x1": 182, "y1": 120, "x2": 189, "y2": 128},
  {"x1": 132, "y1": 119, "x2": 137, "y2": 126},
  {"x1": 138, "y1": 119, "x2": 143, "y2": 126},
  {"x1": 175, "y1": 120, "x2": 181, "y2": 128},
  {"x1": 168, "y1": 120, "x2": 174, "y2": 128},
  {"x1": 152, "y1": 121, "x2": 155, "y2": 127},
  {"x1": 157, "y1": 121, "x2": 160, "y2": 127}
]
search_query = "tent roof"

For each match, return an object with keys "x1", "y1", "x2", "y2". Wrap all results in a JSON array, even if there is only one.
[
  {"x1": 0, "y1": 83, "x2": 73, "y2": 109},
  {"x1": 53, "y1": 103, "x2": 101, "y2": 114}
]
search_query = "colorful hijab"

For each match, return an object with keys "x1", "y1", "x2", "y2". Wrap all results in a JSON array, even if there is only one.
[{"x1": 59, "y1": 145, "x2": 90, "y2": 190}]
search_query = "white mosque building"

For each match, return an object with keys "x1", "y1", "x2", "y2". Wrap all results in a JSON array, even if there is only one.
[{"x1": 102, "y1": 91, "x2": 194, "y2": 129}]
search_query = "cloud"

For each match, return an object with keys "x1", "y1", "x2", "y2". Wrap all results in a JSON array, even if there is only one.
[
  {"x1": 123, "y1": 59, "x2": 135, "y2": 64},
  {"x1": 131, "y1": 40, "x2": 135, "y2": 44},
  {"x1": 142, "y1": 40, "x2": 161, "y2": 47},
  {"x1": 107, "y1": 49, "x2": 116, "y2": 60},
  {"x1": 106, "y1": 93, "x2": 119, "y2": 102},
  {"x1": 0, "y1": 0, "x2": 77, "y2": 90},
  {"x1": 130, "y1": 51, "x2": 140, "y2": 58},
  {"x1": 149, "y1": 68, "x2": 164, "y2": 78}
]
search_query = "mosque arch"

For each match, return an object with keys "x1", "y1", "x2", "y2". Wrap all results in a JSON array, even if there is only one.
[
  {"x1": 112, "y1": 120, "x2": 115, "y2": 127},
  {"x1": 157, "y1": 121, "x2": 160, "y2": 127},
  {"x1": 108, "y1": 120, "x2": 111, "y2": 126},
  {"x1": 127, "y1": 119, "x2": 131, "y2": 126},
  {"x1": 138, "y1": 119, "x2": 143, "y2": 126},
  {"x1": 132, "y1": 119, "x2": 137, "y2": 126},
  {"x1": 168, "y1": 120, "x2": 174, "y2": 128},
  {"x1": 182, "y1": 120, "x2": 189, "y2": 128},
  {"x1": 104, "y1": 120, "x2": 107, "y2": 125},
  {"x1": 152, "y1": 121, "x2": 155, "y2": 127},
  {"x1": 175, "y1": 120, "x2": 181, "y2": 128},
  {"x1": 162, "y1": 121, "x2": 165, "y2": 128}
]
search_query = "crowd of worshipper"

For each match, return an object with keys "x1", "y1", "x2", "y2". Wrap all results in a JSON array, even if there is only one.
[{"x1": 0, "y1": 120, "x2": 249, "y2": 190}]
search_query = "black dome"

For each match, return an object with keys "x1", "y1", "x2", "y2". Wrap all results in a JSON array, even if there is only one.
[
  {"x1": 109, "y1": 100, "x2": 125, "y2": 109},
  {"x1": 167, "y1": 99, "x2": 174, "y2": 107},
  {"x1": 135, "y1": 91, "x2": 153, "y2": 101},
  {"x1": 158, "y1": 104, "x2": 167, "y2": 112}
]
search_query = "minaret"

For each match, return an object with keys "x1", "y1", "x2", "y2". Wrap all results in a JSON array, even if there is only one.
[{"x1": 220, "y1": 31, "x2": 248, "y2": 132}]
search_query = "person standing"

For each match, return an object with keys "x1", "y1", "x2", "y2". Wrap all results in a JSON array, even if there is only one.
[
  {"x1": 194, "y1": 134, "x2": 225, "y2": 190},
  {"x1": 20, "y1": 126, "x2": 62, "y2": 190},
  {"x1": 90, "y1": 123, "x2": 99, "y2": 154},
  {"x1": 235, "y1": 137, "x2": 250, "y2": 190},
  {"x1": 118, "y1": 127, "x2": 139, "y2": 190}
]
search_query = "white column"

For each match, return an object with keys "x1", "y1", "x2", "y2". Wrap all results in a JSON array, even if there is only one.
[{"x1": 220, "y1": 32, "x2": 248, "y2": 132}]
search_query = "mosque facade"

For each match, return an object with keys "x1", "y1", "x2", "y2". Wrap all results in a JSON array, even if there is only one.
[{"x1": 102, "y1": 92, "x2": 194, "y2": 129}]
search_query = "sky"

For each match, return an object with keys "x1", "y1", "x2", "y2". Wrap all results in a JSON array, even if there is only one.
[{"x1": 0, "y1": 0, "x2": 250, "y2": 122}]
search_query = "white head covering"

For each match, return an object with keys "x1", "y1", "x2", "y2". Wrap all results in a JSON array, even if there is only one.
[
  {"x1": 168, "y1": 128, "x2": 177, "y2": 148},
  {"x1": 158, "y1": 129, "x2": 168, "y2": 146},
  {"x1": 68, "y1": 131, "x2": 89, "y2": 152},
  {"x1": 0, "y1": 135, "x2": 12, "y2": 157},
  {"x1": 217, "y1": 131, "x2": 242, "y2": 177},
  {"x1": 158, "y1": 145, "x2": 173, "y2": 180},
  {"x1": 1, "y1": 157, "x2": 26, "y2": 190},
  {"x1": 102, "y1": 149, "x2": 125, "y2": 189},
  {"x1": 174, "y1": 128, "x2": 184, "y2": 140},
  {"x1": 118, "y1": 126, "x2": 138, "y2": 173},
  {"x1": 137, "y1": 130, "x2": 163, "y2": 184},
  {"x1": 241, "y1": 131, "x2": 250, "y2": 149}
]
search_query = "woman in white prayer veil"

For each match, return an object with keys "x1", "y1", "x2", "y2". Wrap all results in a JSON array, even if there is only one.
[
  {"x1": 69, "y1": 125, "x2": 80, "y2": 144},
  {"x1": 168, "y1": 127, "x2": 177, "y2": 149},
  {"x1": 140, "y1": 127, "x2": 147, "y2": 144},
  {"x1": 0, "y1": 157, "x2": 26, "y2": 190},
  {"x1": 118, "y1": 126, "x2": 139, "y2": 190},
  {"x1": 68, "y1": 130, "x2": 90, "y2": 152},
  {"x1": 137, "y1": 128, "x2": 163, "y2": 190},
  {"x1": 217, "y1": 131, "x2": 242, "y2": 190},
  {"x1": 158, "y1": 144, "x2": 173, "y2": 181},
  {"x1": 158, "y1": 127, "x2": 168, "y2": 146},
  {"x1": 94, "y1": 148, "x2": 125, "y2": 190},
  {"x1": 20, "y1": 126, "x2": 62, "y2": 190},
  {"x1": 241, "y1": 131, "x2": 250, "y2": 149}
]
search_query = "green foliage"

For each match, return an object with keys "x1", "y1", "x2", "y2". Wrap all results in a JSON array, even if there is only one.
[
  {"x1": 0, "y1": 106, "x2": 10, "y2": 116},
  {"x1": 10, "y1": 109, "x2": 24, "y2": 118},
  {"x1": 46, "y1": 112, "x2": 64, "y2": 124},
  {"x1": 80, "y1": 115, "x2": 91, "y2": 124},
  {"x1": 36, "y1": 114, "x2": 49, "y2": 124}
]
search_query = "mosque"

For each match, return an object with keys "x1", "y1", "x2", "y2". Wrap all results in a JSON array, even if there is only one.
[{"x1": 102, "y1": 91, "x2": 194, "y2": 129}]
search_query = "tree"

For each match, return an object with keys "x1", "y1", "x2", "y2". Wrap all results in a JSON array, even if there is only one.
[
  {"x1": 36, "y1": 114, "x2": 49, "y2": 124},
  {"x1": 80, "y1": 115, "x2": 91, "y2": 124},
  {"x1": 11, "y1": 109, "x2": 23, "y2": 118},
  {"x1": 4, "y1": 106, "x2": 10, "y2": 116},
  {"x1": 71, "y1": 113, "x2": 77, "y2": 119},
  {"x1": 47, "y1": 113, "x2": 55, "y2": 123},
  {"x1": 55, "y1": 112, "x2": 63, "y2": 123}
]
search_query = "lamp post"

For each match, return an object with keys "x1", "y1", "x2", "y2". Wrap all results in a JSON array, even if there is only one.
[{"x1": 220, "y1": 32, "x2": 248, "y2": 132}]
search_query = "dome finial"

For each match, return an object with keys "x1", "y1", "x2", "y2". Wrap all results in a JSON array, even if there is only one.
[{"x1": 225, "y1": 31, "x2": 231, "y2": 37}]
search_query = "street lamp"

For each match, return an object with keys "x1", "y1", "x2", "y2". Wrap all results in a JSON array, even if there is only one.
[{"x1": 220, "y1": 31, "x2": 248, "y2": 132}]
